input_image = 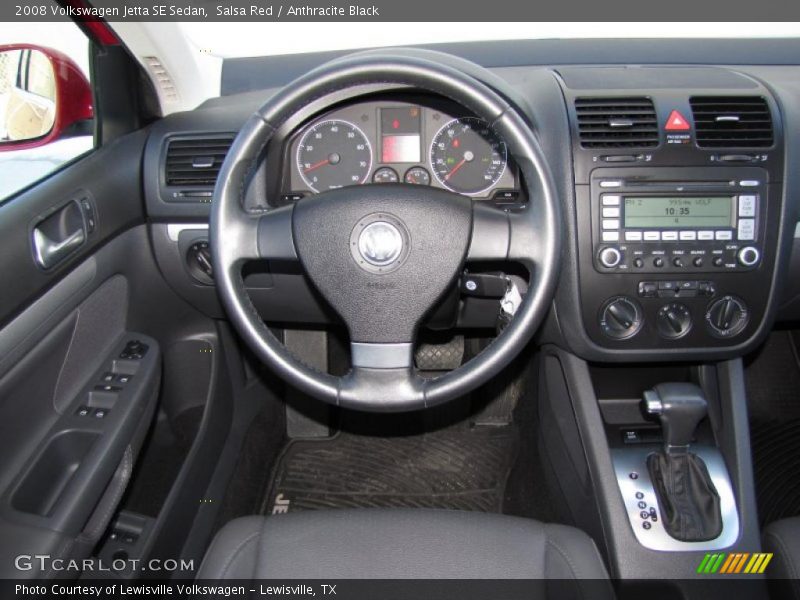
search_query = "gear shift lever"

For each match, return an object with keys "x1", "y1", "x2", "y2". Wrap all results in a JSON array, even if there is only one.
[
  {"x1": 641, "y1": 382, "x2": 722, "y2": 542},
  {"x1": 643, "y1": 382, "x2": 708, "y2": 453}
]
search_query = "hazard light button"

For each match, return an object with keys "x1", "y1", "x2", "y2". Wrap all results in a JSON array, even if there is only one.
[{"x1": 665, "y1": 110, "x2": 691, "y2": 131}]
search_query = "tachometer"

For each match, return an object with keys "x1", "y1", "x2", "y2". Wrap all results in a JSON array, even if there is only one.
[
  {"x1": 430, "y1": 117, "x2": 507, "y2": 195},
  {"x1": 297, "y1": 119, "x2": 372, "y2": 192}
]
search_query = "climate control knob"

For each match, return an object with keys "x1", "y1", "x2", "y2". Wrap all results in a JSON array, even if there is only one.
[
  {"x1": 737, "y1": 246, "x2": 760, "y2": 267},
  {"x1": 599, "y1": 296, "x2": 643, "y2": 340},
  {"x1": 656, "y1": 303, "x2": 692, "y2": 340},
  {"x1": 598, "y1": 247, "x2": 622, "y2": 268},
  {"x1": 705, "y1": 295, "x2": 749, "y2": 338}
]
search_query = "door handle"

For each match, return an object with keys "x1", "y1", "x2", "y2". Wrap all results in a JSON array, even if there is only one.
[{"x1": 32, "y1": 200, "x2": 86, "y2": 269}]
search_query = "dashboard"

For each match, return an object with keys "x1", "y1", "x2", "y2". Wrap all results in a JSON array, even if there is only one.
[
  {"x1": 142, "y1": 48, "x2": 800, "y2": 364},
  {"x1": 280, "y1": 99, "x2": 519, "y2": 202}
]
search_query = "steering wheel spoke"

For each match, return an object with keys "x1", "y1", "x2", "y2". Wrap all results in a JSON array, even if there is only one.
[
  {"x1": 256, "y1": 204, "x2": 298, "y2": 261},
  {"x1": 467, "y1": 203, "x2": 544, "y2": 271}
]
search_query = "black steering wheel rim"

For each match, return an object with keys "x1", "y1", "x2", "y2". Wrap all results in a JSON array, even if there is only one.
[{"x1": 210, "y1": 48, "x2": 561, "y2": 412}]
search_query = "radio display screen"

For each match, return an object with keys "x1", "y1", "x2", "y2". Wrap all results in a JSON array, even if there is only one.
[{"x1": 623, "y1": 196, "x2": 736, "y2": 229}]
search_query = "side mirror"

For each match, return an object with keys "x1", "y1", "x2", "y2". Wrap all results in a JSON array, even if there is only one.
[{"x1": 0, "y1": 44, "x2": 93, "y2": 152}]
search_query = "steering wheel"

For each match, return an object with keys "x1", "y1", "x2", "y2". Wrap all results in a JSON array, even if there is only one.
[{"x1": 211, "y1": 49, "x2": 561, "y2": 412}]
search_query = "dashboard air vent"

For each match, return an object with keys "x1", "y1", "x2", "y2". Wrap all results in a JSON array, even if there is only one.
[
  {"x1": 164, "y1": 135, "x2": 235, "y2": 187},
  {"x1": 574, "y1": 97, "x2": 659, "y2": 148},
  {"x1": 689, "y1": 96, "x2": 773, "y2": 148}
]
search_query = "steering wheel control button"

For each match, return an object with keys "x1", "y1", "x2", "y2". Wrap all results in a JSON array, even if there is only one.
[
  {"x1": 350, "y1": 214, "x2": 411, "y2": 274},
  {"x1": 738, "y1": 246, "x2": 760, "y2": 267},
  {"x1": 598, "y1": 247, "x2": 622, "y2": 268},
  {"x1": 599, "y1": 296, "x2": 643, "y2": 340},
  {"x1": 706, "y1": 295, "x2": 749, "y2": 338}
]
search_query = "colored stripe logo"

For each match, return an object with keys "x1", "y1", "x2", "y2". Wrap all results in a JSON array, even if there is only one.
[{"x1": 696, "y1": 552, "x2": 773, "y2": 574}]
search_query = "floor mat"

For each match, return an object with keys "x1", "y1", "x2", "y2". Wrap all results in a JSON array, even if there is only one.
[
  {"x1": 750, "y1": 419, "x2": 800, "y2": 526},
  {"x1": 261, "y1": 426, "x2": 518, "y2": 515},
  {"x1": 745, "y1": 330, "x2": 800, "y2": 526}
]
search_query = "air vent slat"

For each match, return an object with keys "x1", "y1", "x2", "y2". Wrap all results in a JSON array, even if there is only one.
[
  {"x1": 575, "y1": 97, "x2": 659, "y2": 149},
  {"x1": 164, "y1": 135, "x2": 235, "y2": 187},
  {"x1": 690, "y1": 96, "x2": 773, "y2": 148}
]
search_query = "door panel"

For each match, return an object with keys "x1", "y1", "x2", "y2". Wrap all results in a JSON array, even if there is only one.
[
  {"x1": 0, "y1": 129, "x2": 162, "y2": 578},
  {"x1": 0, "y1": 129, "x2": 147, "y2": 325}
]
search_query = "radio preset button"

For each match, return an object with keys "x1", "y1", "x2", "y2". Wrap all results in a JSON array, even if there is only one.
[
  {"x1": 600, "y1": 180, "x2": 623, "y2": 188},
  {"x1": 679, "y1": 231, "x2": 697, "y2": 241},
  {"x1": 603, "y1": 207, "x2": 621, "y2": 218},
  {"x1": 602, "y1": 231, "x2": 620, "y2": 242},
  {"x1": 602, "y1": 195, "x2": 621, "y2": 206},
  {"x1": 662, "y1": 231, "x2": 678, "y2": 241},
  {"x1": 738, "y1": 219, "x2": 756, "y2": 241},
  {"x1": 625, "y1": 231, "x2": 643, "y2": 241},
  {"x1": 644, "y1": 231, "x2": 661, "y2": 241},
  {"x1": 603, "y1": 219, "x2": 620, "y2": 230},
  {"x1": 738, "y1": 195, "x2": 757, "y2": 217},
  {"x1": 698, "y1": 231, "x2": 714, "y2": 240},
  {"x1": 715, "y1": 231, "x2": 733, "y2": 241},
  {"x1": 739, "y1": 180, "x2": 759, "y2": 187}
]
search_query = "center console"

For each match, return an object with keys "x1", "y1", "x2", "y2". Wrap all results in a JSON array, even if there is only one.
[
  {"x1": 557, "y1": 67, "x2": 786, "y2": 360},
  {"x1": 581, "y1": 166, "x2": 778, "y2": 349}
]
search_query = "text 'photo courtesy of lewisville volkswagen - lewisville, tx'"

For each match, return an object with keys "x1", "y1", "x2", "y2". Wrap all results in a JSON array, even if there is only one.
[{"x1": 0, "y1": 1, "x2": 800, "y2": 599}]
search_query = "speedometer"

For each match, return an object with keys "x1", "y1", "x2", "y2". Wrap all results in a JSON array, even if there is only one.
[
  {"x1": 297, "y1": 119, "x2": 372, "y2": 192},
  {"x1": 430, "y1": 117, "x2": 507, "y2": 195}
]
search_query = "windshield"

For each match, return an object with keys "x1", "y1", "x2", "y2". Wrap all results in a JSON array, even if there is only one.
[{"x1": 181, "y1": 22, "x2": 799, "y2": 57}]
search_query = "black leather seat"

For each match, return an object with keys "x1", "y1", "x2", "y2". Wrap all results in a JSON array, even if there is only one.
[
  {"x1": 763, "y1": 516, "x2": 800, "y2": 599},
  {"x1": 199, "y1": 509, "x2": 613, "y2": 597}
]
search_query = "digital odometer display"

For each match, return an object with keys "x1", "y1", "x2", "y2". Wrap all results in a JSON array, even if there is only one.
[{"x1": 623, "y1": 197, "x2": 736, "y2": 228}]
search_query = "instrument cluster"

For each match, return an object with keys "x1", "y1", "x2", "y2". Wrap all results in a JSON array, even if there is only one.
[{"x1": 282, "y1": 100, "x2": 519, "y2": 200}]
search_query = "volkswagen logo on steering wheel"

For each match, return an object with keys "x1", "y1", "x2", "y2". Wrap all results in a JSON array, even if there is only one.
[
  {"x1": 350, "y1": 213, "x2": 410, "y2": 274},
  {"x1": 358, "y1": 221, "x2": 403, "y2": 266}
]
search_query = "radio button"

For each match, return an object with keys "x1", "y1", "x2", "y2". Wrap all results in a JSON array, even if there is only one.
[
  {"x1": 602, "y1": 231, "x2": 620, "y2": 242},
  {"x1": 625, "y1": 231, "x2": 643, "y2": 241},
  {"x1": 600, "y1": 180, "x2": 623, "y2": 188},
  {"x1": 603, "y1": 219, "x2": 620, "y2": 230},
  {"x1": 715, "y1": 231, "x2": 733, "y2": 241},
  {"x1": 603, "y1": 207, "x2": 621, "y2": 218},
  {"x1": 738, "y1": 195, "x2": 757, "y2": 217},
  {"x1": 738, "y1": 246, "x2": 760, "y2": 267},
  {"x1": 653, "y1": 257, "x2": 665, "y2": 268},
  {"x1": 662, "y1": 231, "x2": 678, "y2": 241},
  {"x1": 644, "y1": 231, "x2": 661, "y2": 241},
  {"x1": 693, "y1": 257, "x2": 704, "y2": 268},
  {"x1": 698, "y1": 231, "x2": 715, "y2": 241},
  {"x1": 738, "y1": 219, "x2": 756, "y2": 241},
  {"x1": 672, "y1": 257, "x2": 685, "y2": 267},
  {"x1": 739, "y1": 180, "x2": 760, "y2": 187},
  {"x1": 679, "y1": 231, "x2": 697, "y2": 241},
  {"x1": 633, "y1": 257, "x2": 645, "y2": 268},
  {"x1": 713, "y1": 257, "x2": 724, "y2": 267},
  {"x1": 602, "y1": 195, "x2": 621, "y2": 206},
  {"x1": 599, "y1": 247, "x2": 623, "y2": 268}
]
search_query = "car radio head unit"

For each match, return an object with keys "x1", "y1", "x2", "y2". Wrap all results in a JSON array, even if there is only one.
[{"x1": 593, "y1": 170, "x2": 764, "y2": 274}]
